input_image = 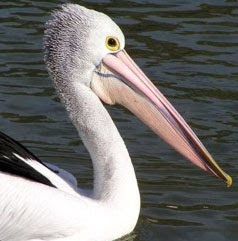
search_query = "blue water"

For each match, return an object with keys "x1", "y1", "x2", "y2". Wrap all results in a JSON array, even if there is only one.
[{"x1": 0, "y1": 0, "x2": 238, "y2": 240}]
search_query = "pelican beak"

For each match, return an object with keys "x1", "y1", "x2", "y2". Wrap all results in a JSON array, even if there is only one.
[{"x1": 91, "y1": 49, "x2": 232, "y2": 187}]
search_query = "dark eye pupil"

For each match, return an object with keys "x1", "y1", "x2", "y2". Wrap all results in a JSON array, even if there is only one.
[{"x1": 108, "y1": 38, "x2": 117, "y2": 47}]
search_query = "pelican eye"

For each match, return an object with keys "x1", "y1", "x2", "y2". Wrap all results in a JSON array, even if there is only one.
[{"x1": 106, "y1": 36, "x2": 120, "y2": 51}]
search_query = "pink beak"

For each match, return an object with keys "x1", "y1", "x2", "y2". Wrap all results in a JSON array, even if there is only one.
[{"x1": 92, "y1": 49, "x2": 232, "y2": 187}]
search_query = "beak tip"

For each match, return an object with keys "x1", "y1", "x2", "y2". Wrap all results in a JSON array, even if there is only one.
[{"x1": 226, "y1": 174, "x2": 232, "y2": 188}]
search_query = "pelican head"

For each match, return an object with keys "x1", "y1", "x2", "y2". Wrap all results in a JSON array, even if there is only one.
[
  {"x1": 44, "y1": 5, "x2": 125, "y2": 85},
  {"x1": 44, "y1": 4, "x2": 232, "y2": 186}
]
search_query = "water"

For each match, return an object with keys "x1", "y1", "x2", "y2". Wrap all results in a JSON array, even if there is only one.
[{"x1": 0, "y1": 0, "x2": 238, "y2": 240}]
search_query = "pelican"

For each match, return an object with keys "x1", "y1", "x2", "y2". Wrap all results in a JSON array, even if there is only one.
[{"x1": 0, "y1": 4, "x2": 232, "y2": 241}]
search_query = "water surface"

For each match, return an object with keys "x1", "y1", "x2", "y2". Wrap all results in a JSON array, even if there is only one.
[{"x1": 0, "y1": 0, "x2": 238, "y2": 240}]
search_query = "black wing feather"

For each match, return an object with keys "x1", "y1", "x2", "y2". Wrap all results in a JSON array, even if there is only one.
[{"x1": 0, "y1": 131, "x2": 55, "y2": 187}]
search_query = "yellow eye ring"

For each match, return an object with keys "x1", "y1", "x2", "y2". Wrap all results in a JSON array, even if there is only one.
[{"x1": 106, "y1": 36, "x2": 120, "y2": 51}]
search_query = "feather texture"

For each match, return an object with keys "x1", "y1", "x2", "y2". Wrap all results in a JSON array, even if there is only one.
[{"x1": 0, "y1": 131, "x2": 55, "y2": 187}]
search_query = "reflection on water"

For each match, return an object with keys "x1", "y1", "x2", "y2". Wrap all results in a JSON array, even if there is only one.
[{"x1": 0, "y1": 1, "x2": 237, "y2": 241}]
